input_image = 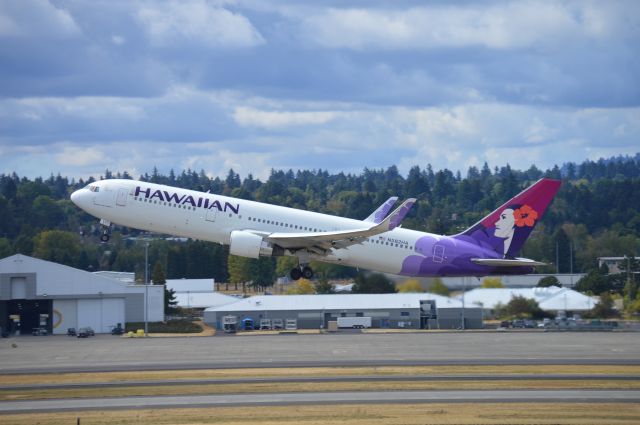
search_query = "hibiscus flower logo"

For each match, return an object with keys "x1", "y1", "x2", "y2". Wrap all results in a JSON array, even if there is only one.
[{"x1": 514, "y1": 205, "x2": 538, "y2": 227}]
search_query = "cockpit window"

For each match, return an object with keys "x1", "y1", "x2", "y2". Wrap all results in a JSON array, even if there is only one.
[{"x1": 87, "y1": 185, "x2": 100, "y2": 193}]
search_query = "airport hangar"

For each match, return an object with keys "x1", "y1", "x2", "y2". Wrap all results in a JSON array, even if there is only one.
[
  {"x1": 204, "y1": 293, "x2": 483, "y2": 330},
  {"x1": 0, "y1": 254, "x2": 163, "y2": 335}
]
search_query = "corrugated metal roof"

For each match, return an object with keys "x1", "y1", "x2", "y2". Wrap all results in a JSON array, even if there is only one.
[{"x1": 205, "y1": 293, "x2": 462, "y2": 312}]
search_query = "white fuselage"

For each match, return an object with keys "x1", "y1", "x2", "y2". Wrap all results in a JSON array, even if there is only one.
[{"x1": 72, "y1": 179, "x2": 430, "y2": 275}]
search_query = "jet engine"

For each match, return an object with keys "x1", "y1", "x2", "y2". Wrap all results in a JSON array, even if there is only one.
[{"x1": 229, "y1": 230, "x2": 283, "y2": 258}]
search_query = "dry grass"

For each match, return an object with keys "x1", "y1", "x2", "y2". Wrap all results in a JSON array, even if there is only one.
[
  {"x1": 2, "y1": 379, "x2": 639, "y2": 401},
  {"x1": 2, "y1": 364, "x2": 638, "y2": 386},
  {"x1": 3, "y1": 403, "x2": 640, "y2": 425}
]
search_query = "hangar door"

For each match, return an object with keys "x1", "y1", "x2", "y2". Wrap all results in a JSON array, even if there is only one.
[{"x1": 77, "y1": 298, "x2": 125, "y2": 333}]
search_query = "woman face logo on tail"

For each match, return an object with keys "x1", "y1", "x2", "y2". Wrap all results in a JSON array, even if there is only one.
[{"x1": 493, "y1": 205, "x2": 538, "y2": 257}]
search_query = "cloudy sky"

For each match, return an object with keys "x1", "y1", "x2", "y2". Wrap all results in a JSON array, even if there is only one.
[{"x1": 1, "y1": 0, "x2": 638, "y2": 180}]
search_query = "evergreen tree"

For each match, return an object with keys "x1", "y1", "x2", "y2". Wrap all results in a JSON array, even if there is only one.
[
  {"x1": 352, "y1": 273, "x2": 397, "y2": 294},
  {"x1": 537, "y1": 276, "x2": 560, "y2": 287},
  {"x1": 314, "y1": 278, "x2": 335, "y2": 294},
  {"x1": 151, "y1": 260, "x2": 166, "y2": 284}
]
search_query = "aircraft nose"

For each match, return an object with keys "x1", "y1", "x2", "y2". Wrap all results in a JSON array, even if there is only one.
[{"x1": 71, "y1": 189, "x2": 87, "y2": 206}]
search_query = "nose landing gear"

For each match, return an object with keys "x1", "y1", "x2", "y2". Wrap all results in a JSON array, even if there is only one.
[{"x1": 99, "y1": 219, "x2": 111, "y2": 242}]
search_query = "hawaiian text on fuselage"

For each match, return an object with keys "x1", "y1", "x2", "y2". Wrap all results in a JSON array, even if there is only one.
[{"x1": 134, "y1": 186, "x2": 240, "y2": 214}]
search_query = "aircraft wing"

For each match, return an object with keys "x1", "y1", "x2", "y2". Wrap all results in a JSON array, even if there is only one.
[
  {"x1": 364, "y1": 196, "x2": 398, "y2": 223},
  {"x1": 471, "y1": 258, "x2": 547, "y2": 267},
  {"x1": 265, "y1": 198, "x2": 416, "y2": 253}
]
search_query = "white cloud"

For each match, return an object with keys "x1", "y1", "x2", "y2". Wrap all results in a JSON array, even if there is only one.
[
  {"x1": 0, "y1": 0, "x2": 80, "y2": 38},
  {"x1": 8, "y1": 96, "x2": 146, "y2": 122},
  {"x1": 233, "y1": 107, "x2": 336, "y2": 128},
  {"x1": 184, "y1": 148, "x2": 273, "y2": 180},
  {"x1": 55, "y1": 145, "x2": 105, "y2": 167},
  {"x1": 137, "y1": 0, "x2": 264, "y2": 48},
  {"x1": 111, "y1": 35, "x2": 125, "y2": 45},
  {"x1": 300, "y1": 1, "x2": 632, "y2": 50}
]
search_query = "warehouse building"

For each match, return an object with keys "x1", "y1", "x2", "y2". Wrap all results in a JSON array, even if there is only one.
[
  {"x1": 0, "y1": 254, "x2": 164, "y2": 335},
  {"x1": 204, "y1": 293, "x2": 482, "y2": 330}
]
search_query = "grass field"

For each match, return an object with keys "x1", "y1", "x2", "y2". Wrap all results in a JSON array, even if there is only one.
[
  {"x1": 2, "y1": 365, "x2": 639, "y2": 424},
  {"x1": 2, "y1": 364, "x2": 638, "y2": 386},
  {"x1": 3, "y1": 379, "x2": 639, "y2": 401},
  {"x1": 3, "y1": 403, "x2": 640, "y2": 425}
]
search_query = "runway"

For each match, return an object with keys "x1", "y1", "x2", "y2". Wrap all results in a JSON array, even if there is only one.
[
  {"x1": 2, "y1": 332, "x2": 639, "y2": 417},
  {"x1": 2, "y1": 331, "x2": 639, "y2": 373}
]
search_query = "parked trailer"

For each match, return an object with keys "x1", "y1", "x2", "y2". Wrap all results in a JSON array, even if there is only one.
[
  {"x1": 337, "y1": 317, "x2": 372, "y2": 329},
  {"x1": 285, "y1": 319, "x2": 298, "y2": 330},
  {"x1": 272, "y1": 319, "x2": 284, "y2": 330},
  {"x1": 259, "y1": 319, "x2": 272, "y2": 330},
  {"x1": 222, "y1": 315, "x2": 237, "y2": 334}
]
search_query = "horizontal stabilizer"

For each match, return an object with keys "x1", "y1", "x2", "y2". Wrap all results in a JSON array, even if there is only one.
[{"x1": 471, "y1": 257, "x2": 547, "y2": 267}]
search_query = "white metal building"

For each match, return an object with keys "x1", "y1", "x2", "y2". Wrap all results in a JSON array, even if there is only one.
[
  {"x1": 174, "y1": 292, "x2": 239, "y2": 309},
  {"x1": 204, "y1": 293, "x2": 483, "y2": 330},
  {"x1": 165, "y1": 278, "x2": 238, "y2": 309},
  {"x1": 458, "y1": 286, "x2": 599, "y2": 315},
  {"x1": 166, "y1": 279, "x2": 215, "y2": 293},
  {"x1": 0, "y1": 254, "x2": 164, "y2": 335}
]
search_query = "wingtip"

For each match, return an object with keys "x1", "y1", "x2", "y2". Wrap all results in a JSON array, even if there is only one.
[{"x1": 387, "y1": 198, "x2": 416, "y2": 230}]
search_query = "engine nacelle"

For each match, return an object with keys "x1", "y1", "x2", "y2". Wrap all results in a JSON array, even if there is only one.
[{"x1": 229, "y1": 230, "x2": 282, "y2": 258}]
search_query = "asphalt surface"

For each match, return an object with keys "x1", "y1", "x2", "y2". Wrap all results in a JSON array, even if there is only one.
[
  {"x1": 1, "y1": 390, "x2": 639, "y2": 413},
  {"x1": 2, "y1": 331, "x2": 639, "y2": 373},
  {"x1": 1, "y1": 332, "x2": 639, "y2": 412}
]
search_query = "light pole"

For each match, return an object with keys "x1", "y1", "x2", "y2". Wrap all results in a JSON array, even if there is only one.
[{"x1": 144, "y1": 241, "x2": 149, "y2": 335}]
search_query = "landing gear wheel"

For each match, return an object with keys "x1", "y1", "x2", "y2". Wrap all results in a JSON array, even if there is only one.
[
  {"x1": 290, "y1": 268, "x2": 302, "y2": 281},
  {"x1": 100, "y1": 233, "x2": 110, "y2": 243},
  {"x1": 302, "y1": 266, "x2": 314, "y2": 279}
]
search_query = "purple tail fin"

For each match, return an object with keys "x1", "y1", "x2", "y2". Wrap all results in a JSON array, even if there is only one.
[{"x1": 454, "y1": 178, "x2": 561, "y2": 258}]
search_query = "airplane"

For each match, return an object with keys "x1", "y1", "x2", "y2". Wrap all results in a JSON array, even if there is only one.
[{"x1": 71, "y1": 177, "x2": 561, "y2": 280}]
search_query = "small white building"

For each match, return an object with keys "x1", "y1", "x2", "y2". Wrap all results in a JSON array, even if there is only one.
[
  {"x1": 166, "y1": 279, "x2": 215, "y2": 293},
  {"x1": 174, "y1": 292, "x2": 238, "y2": 309},
  {"x1": 598, "y1": 257, "x2": 639, "y2": 274},
  {"x1": 165, "y1": 278, "x2": 237, "y2": 309},
  {"x1": 0, "y1": 254, "x2": 164, "y2": 335},
  {"x1": 459, "y1": 286, "x2": 598, "y2": 315}
]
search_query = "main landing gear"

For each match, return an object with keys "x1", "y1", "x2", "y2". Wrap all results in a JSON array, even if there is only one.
[
  {"x1": 99, "y1": 219, "x2": 111, "y2": 243},
  {"x1": 290, "y1": 265, "x2": 313, "y2": 281}
]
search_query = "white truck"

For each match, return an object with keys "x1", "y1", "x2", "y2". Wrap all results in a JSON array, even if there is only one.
[{"x1": 337, "y1": 317, "x2": 372, "y2": 329}]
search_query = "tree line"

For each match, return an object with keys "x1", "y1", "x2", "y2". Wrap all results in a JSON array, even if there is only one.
[{"x1": 0, "y1": 154, "x2": 638, "y2": 292}]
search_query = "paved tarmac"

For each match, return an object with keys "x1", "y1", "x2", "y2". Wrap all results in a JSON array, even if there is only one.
[
  {"x1": 1, "y1": 389, "x2": 639, "y2": 413},
  {"x1": 2, "y1": 332, "x2": 639, "y2": 373},
  {"x1": 2, "y1": 332, "x2": 639, "y2": 412},
  {"x1": 0, "y1": 332, "x2": 640, "y2": 373}
]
